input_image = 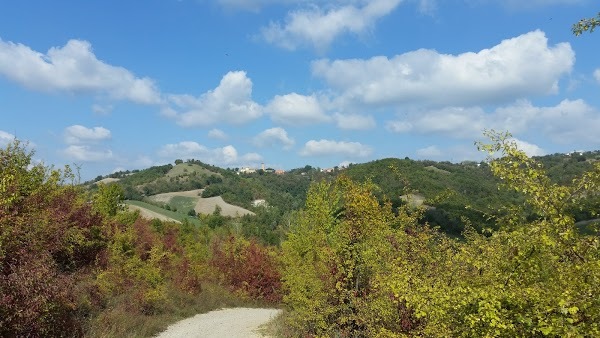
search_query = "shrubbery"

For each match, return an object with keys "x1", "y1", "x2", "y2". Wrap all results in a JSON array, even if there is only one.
[
  {"x1": 0, "y1": 141, "x2": 282, "y2": 336},
  {"x1": 280, "y1": 132, "x2": 600, "y2": 337}
]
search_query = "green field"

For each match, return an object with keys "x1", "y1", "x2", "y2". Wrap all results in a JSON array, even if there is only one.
[
  {"x1": 124, "y1": 200, "x2": 202, "y2": 226},
  {"x1": 168, "y1": 196, "x2": 198, "y2": 214}
]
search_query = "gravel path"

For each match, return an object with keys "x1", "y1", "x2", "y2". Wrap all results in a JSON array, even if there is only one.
[{"x1": 155, "y1": 308, "x2": 282, "y2": 338}]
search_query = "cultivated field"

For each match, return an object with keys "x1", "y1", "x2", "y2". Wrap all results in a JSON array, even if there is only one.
[
  {"x1": 146, "y1": 189, "x2": 255, "y2": 217},
  {"x1": 127, "y1": 203, "x2": 180, "y2": 223}
]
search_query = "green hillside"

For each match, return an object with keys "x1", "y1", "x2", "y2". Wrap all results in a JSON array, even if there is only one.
[{"x1": 90, "y1": 151, "x2": 600, "y2": 238}]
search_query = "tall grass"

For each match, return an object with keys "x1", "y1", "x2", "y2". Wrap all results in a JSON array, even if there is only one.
[{"x1": 85, "y1": 282, "x2": 266, "y2": 337}]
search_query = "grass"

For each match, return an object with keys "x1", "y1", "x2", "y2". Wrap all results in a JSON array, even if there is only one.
[
  {"x1": 169, "y1": 196, "x2": 198, "y2": 214},
  {"x1": 85, "y1": 283, "x2": 259, "y2": 338},
  {"x1": 124, "y1": 200, "x2": 202, "y2": 226},
  {"x1": 260, "y1": 309, "x2": 291, "y2": 338}
]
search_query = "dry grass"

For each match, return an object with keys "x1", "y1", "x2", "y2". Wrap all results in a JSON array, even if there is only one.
[
  {"x1": 85, "y1": 283, "x2": 254, "y2": 338},
  {"x1": 147, "y1": 189, "x2": 255, "y2": 217},
  {"x1": 259, "y1": 309, "x2": 291, "y2": 338},
  {"x1": 97, "y1": 177, "x2": 120, "y2": 184},
  {"x1": 195, "y1": 196, "x2": 254, "y2": 217},
  {"x1": 127, "y1": 204, "x2": 181, "y2": 223}
]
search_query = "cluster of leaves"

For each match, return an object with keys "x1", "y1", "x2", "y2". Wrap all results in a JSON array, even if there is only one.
[
  {"x1": 573, "y1": 12, "x2": 600, "y2": 35},
  {"x1": 0, "y1": 141, "x2": 108, "y2": 336},
  {"x1": 211, "y1": 236, "x2": 282, "y2": 303},
  {"x1": 281, "y1": 131, "x2": 600, "y2": 337}
]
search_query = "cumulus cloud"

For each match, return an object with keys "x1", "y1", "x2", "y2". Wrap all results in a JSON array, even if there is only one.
[
  {"x1": 157, "y1": 141, "x2": 262, "y2": 166},
  {"x1": 265, "y1": 93, "x2": 330, "y2": 125},
  {"x1": 333, "y1": 112, "x2": 376, "y2": 130},
  {"x1": 64, "y1": 125, "x2": 111, "y2": 144},
  {"x1": 260, "y1": 0, "x2": 402, "y2": 51},
  {"x1": 511, "y1": 138, "x2": 546, "y2": 157},
  {"x1": 299, "y1": 139, "x2": 372, "y2": 157},
  {"x1": 385, "y1": 120, "x2": 413, "y2": 133},
  {"x1": 0, "y1": 38, "x2": 161, "y2": 104},
  {"x1": 312, "y1": 30, "x2": 574, "y2": 108},
  {"x1": 168, "y1": 71, "x2": 262, "y2": 127},
  {"x1": 253, "y1": 127, "x2": 295, "y2": 149},
  {"x1": 208, "y1": 128, "x2": 228, "y2": 140},
  {"x1": 386, "y1": 99, "x2": 600, "y2": 144},
  {"x1": 63, "y1": 145, "x2": 113, "y2": 162},
  {"x1": 416, "y1": 145, "x2": 442, "y2": 158},
  {"x1": 594, "y1": 69, "x2": 600, "y2": 83},
  {"x1": 0, "y1": 130, "x2": 15, "y2": 147}
]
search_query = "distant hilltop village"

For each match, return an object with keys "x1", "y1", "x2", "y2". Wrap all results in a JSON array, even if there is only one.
[
  {"x1": 237, "y1": 163, "x2": 284, "y2": 175},
  {"x1": 237, "y1": 162, "x2": 347, "y2": 175}
]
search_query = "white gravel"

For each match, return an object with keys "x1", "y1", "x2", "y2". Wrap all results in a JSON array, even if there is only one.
[{"x1": 155, "y1": 308, "x2": 282, "y2": 338}]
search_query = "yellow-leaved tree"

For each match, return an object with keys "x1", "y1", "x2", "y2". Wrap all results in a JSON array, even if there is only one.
[{"x1": 281, "y1": 131, "x2": 600, "y2": 337}]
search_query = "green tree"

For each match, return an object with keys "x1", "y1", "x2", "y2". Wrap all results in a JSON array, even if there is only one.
[
  {"x1": 281, "y1": 132, "x2": 600, "y2": 337},
  {"x1": 93, "y1": 183, "x2": 124, "y2": 217},
  {"x1": 281, "y1": 176, "x2": 426, "y2": 336}
]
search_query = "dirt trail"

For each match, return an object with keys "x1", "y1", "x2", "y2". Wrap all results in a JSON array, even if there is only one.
[{"x1": 155, "y1": 308, "x2": 281, "y2": 338}]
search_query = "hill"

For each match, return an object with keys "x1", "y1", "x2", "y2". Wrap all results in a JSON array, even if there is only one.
[{"x1": 89, "y1": 150, "x2": 600, "y2": 238}]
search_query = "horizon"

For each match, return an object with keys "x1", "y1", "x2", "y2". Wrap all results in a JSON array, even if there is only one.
[{"x1": 1, "y1": 1, "x2": 599, "y2": 181}]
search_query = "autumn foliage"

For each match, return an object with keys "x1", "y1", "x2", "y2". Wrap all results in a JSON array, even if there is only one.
[
  {"x1": 281, "y1": 132, "x2": 600, "y2": 337},
  {"x1": 0, "y1": 141, "x2": 281, "y2": 336},
  {"x1": 211, "y1": 235, "x2": 282, "y2": 303}
]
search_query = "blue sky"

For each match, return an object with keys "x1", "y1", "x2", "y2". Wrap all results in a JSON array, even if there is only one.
[{"x1": 1, "y1": 0, "x2": 599, "y2": 181}]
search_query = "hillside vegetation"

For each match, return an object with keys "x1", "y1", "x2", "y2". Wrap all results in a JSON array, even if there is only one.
[
  {"x1": 92, "y1": 148, "x2": 600, "y2": 239},
  {"x1": 4, "y1": 134, "x2": 599, "y2": 336},
  {"x1": 0, "y1": 141, "x2": 281, "y2": 337},
  {"x1": 280, "y1": 131, "x2": 600, "y2": 337}
]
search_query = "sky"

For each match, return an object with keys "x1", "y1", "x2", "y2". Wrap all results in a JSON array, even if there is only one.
[{"x1": 1, "y1": 0, "x2": 599, "y2": 181}]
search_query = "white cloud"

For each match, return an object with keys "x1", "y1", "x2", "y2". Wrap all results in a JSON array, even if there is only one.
[
  {"x1": 253, "y1": 127, "x2": 295, "y2": 149},
  {"x1": 0, "y1": 38, "x2": 161, "y2": 104},
  {"x1": 299, "y1": 139, "x2": 372, "y2": 157},
  {"x1": 333, "y1": 112, "x2": 376, "y2": 130},
  {"x1": 511, "y1": 138, "x2": 546, "y2": 157},
  {"x1": 0, "y1": 130, "x2": 15, "y2": 147},
  {"x1": 63, "y1": 145, "x2": 113, "y2": 162},
  {"x1": 387, "y1": 106, "x2": 489, "y2": 138},
  {"x1": 157, "y1": 141, "x2": 262, "y2": 166},
  {"x1": 168, "y1": 71, "x2": 262, "y2": 127},
  {"x1": 260, "y1": 0, "x2": 402, "y2": 51},
  {"x1": 265, "y1": 93, "x2": 330, "y2": 125},
  {"x1": 92, "y1": 104, "x2": 113, "y2": 115},
  {"x1": 386, "y1": 99, "x2": 600, "y2": 144},
  {"x1": 416, "y1": 145, "x2": 442, "y2": 158},
  {"x1": 312, "y1": 30, "x2": 574, "y2": 108},
  {"x1": 64, "y1": 125, "x2": 111, "y2": 144},
  {"x1": 208, "y1": 128, "x2": 228, "y2": 140},
  {"x1": 385, "y1": 120, "x2": 413, "y2": 133},
  {"x1": 594, "y1": 69, "x2": 600, "y2": 83},
  {"x1": 338, "y1": 160, "x2": 353, "y2": 168}
]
